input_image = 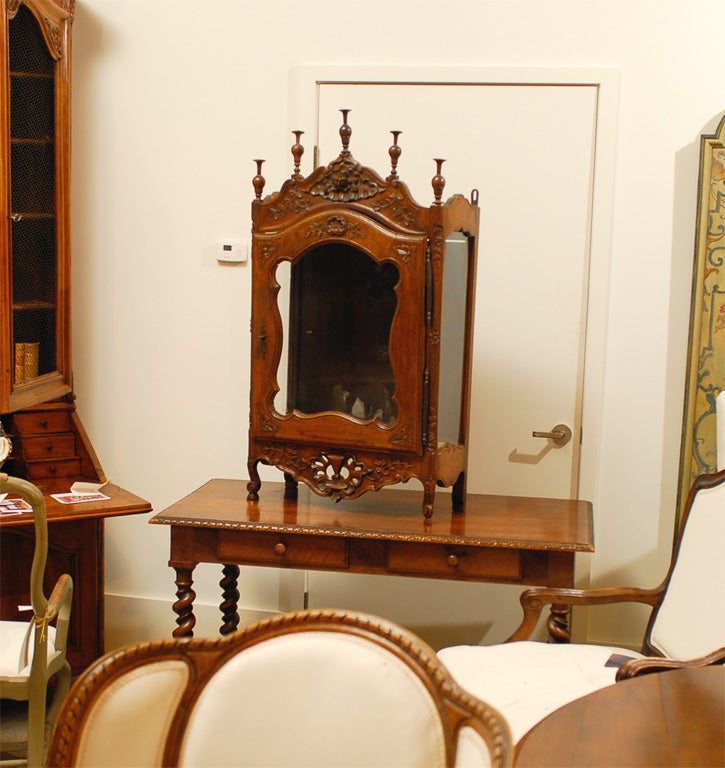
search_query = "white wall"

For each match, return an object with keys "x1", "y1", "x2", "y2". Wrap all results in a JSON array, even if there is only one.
[{"x1": 68, "y1": 0, "x2": 725, "y2": 650}]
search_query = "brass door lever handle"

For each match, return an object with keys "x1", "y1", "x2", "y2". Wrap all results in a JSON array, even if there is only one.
[{"x1": 532, "y1": 424, "x2": 572, "y2": 446}]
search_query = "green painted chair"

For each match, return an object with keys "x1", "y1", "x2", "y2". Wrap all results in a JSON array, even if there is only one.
[{"x1": 0, "y1": 474, "x2": 73, "y2": 767}]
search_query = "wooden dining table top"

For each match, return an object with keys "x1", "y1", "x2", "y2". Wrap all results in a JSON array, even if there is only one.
[{"x1": 515, "y1": 665, "x2": 725, "y2": 767}]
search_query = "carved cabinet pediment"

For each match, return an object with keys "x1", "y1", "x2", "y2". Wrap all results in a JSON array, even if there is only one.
[{"x1": 247, "y1": 112, "x2": 479, "y2": 520}]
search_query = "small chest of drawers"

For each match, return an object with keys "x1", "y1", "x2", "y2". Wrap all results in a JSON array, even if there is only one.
[{"x1": 1, "y1": 401, "x2": 103, "y2": 487}]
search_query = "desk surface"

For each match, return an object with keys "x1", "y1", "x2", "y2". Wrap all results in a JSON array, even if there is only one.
[
  {"x1": 151, "y1": 479, "x2": 594, "y2": 552},
  {"x1": 0, "y1": 482, "x2": 152, "y2": 526},
  {"x1": 515, "y1": 666, "x2": 725, "y2": 767}
]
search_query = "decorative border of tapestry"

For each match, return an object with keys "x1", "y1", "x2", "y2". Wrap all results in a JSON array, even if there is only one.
[{"x1": 678, "y1": 113, "x2": 725, "y2": 521}]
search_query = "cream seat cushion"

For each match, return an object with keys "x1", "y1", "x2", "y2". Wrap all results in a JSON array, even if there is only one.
[
  {"x1": 438, "y1": 641, "x2": 643, "y2": 744},
  {"x1": 0, "y1": 621, "x2": 60, "y2": 679}
]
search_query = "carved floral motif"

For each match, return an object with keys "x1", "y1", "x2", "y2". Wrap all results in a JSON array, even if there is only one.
[
  {"x1": 258, "y1": 443, "x2": 308, "y2": 473},
  {"x1": 392, "y1": 243, "x2": 415, "y2": 271},
  {"x1": 41, "y1": 15, "x2": 62, "y2": 56},
  {"x1": 309, "y1": 155, "x2": 383, "y2": 202},
  {"x1": 304, "y1": 216, "x2": 364, "y2": 240},
  {"x1": 258, "y1": 412, "x2": 278, "y2": 433},
  {"x1": 371, "y1": 189, "x2": 420, "y2": 228},
  {"x1": 269, "y1": 190, "x2": 312, "y2": 220},
  {"x1": 390, "y1": 418, "x2": 414, "y2": 447},
  {"x1": 257, "y1": 242, "x2": 279, "y2": 267},
  {"x1": 309, "y1": 451, "x2": 413, "y2": 501}
]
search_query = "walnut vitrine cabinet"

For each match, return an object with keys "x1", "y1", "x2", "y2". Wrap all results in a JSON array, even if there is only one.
[{"x1": 247, "y1": 113, "x2": 480, "y2": 520}]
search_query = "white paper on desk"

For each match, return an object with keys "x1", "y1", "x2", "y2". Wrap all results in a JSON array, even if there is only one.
[
  {"x1": 71, "y1": 481, "x2": 108, "y2": 494},
  {"x1": 0, "y1": 497, "x2": 32, "y2": 514},
  {"x1": 51, "y1": 492, "x2": 111, "y2": 504}
]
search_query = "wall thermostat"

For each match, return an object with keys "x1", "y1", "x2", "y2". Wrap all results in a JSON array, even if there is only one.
[{"x1": 216, "y1": 240, "x2": 248, "y2": 264}]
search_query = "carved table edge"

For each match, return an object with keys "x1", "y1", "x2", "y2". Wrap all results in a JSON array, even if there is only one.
[{"x1": 148, "y1": 515, "x2": 594, "y2": 552}]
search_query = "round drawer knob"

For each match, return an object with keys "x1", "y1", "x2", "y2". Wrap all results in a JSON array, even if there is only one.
[
  {"x1": 447, "y1": 554, "x2": 460, "y2": 568},
  {"x1": 274, "y1": 542, "x2": 287, "y2": 555}
]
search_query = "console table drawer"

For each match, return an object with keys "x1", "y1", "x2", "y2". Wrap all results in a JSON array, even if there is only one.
[
  {"x1": 386, "y1": 542, "x2": 522, "y2": 580},
  {"x1": 218, "y1": 531, "x2": 348, "y2": 568}
]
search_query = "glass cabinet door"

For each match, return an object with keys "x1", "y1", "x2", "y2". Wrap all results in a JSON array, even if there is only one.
[
  {"x1": 2, "y1": 0, "x2": 72, "y2": 412},
  {"x1": 276, "y1": 243, "x2": 400, "y2": 425}
]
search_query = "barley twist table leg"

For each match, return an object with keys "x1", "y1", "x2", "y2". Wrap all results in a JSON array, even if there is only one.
[
  {"x1": 547, "y1": 603, "x2": 571, "y2": 642},
  {"x1": 172, "y1": 566, "x2": 197, "y2": 638},
  {"x1": 219, "y1": 563, "x2": 240, "y2": 635}
]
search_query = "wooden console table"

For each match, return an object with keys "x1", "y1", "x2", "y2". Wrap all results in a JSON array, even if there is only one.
[
  {"x1": 151, "y1": 480, "x2": 594, "y2": 638},
  {"x1": 0, "y1": 484, "x2": 152, "y2": 672}
]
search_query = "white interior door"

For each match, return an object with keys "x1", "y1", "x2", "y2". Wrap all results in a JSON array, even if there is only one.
[
  {"x1": 283, "y1": 75, "x2": 608, "y2": 646},
  {"x1": 317, "y1": 82, "x2": 598, "y2": 499}
]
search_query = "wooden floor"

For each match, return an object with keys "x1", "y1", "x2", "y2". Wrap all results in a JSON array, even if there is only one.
[{"x1": 0, "y1": 699, "x2": 30, "y2": 760}]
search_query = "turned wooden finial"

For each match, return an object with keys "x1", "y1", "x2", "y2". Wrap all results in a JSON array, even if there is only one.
[
  {"x1": 339, "y1": 109, "x2": 352, "y2": 155},
  {"x1": 432, "y1": 158, "x2": 446, "y2": 204},
  {"x1": 291, "y1": 131, "x2": 304, "y2": 179},
  {"x1": 387, "y1": 131, "x2": 402, "y2": 180},
  {"x1": 253, "y1": 159, "x2": 266, "y2": 200}
]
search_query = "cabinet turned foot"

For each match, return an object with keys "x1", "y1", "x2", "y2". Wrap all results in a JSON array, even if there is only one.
[
  {"x1": 283, "y1": 472, "x2": 298, "y2": 499},
  {"x1": 219, "y1": 564, "x2": 240, "y2": 635},
  {"x1": 451, "y1": 471, "x2": 466, "y2": 512},
  {"x1": 422, "y1": 480, "x2": 435, "y2": 520},
  {"x1": 247, "y1": 460, "x2": 261, "y2": 501},
  {"x1": 172, "y1": 566, "x2": 197, "y2": 638}
]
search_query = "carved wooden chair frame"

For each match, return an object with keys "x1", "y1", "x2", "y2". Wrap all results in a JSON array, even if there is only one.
[
  {"x1": 49, "y1": 609, "x2": 512, "y2": 767},
  {"x1": 504, "y1": 468, "x2": 725, "y2": 678}
]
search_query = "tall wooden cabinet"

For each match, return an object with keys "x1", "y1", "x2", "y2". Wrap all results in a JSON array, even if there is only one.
[
  {"x1": 0, "y1": 0, "x2": 151, "y2": 672},
  {"x1": 1, "y1": 0, "x2": 73, "y2": 414},
  {"x1": 0, "y1": 0, "x2": 99, "y2": 488},
  {"x1": 1, "y1": 0, "x2": 103, "y2": 484}
]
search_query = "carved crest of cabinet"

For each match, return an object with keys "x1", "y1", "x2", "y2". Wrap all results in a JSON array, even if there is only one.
[{"x1": 247, "y1": 112, "x2": 479, "y2": 519}]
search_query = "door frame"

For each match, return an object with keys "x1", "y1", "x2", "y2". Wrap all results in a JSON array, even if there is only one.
[
  {"x1": 287, "y1": 67, "x2": 618, "y2": 606},
  {"x1": 290, "y1": 66, "x2": 618, "y2": 509}
]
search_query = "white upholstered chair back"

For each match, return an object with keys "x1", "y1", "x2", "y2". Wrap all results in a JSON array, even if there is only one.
[
  {"x1": 48, "y1": 610, "x2": 511, "y2": 768},
  {"x1": 648, "y1": 470, "x2": 725, "y2": 658}
]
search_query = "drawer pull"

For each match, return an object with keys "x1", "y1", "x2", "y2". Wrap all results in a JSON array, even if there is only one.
[
  {"x1": 46, "y1": 444, "x2": 53, "y2": 452},
  {"x1": 274, "y1": 542, "x2": 287, "y2": 556},
  {"x1": 40, "y1": 419, "x2": 48, "y2": 428},
  {"x1": 49, "y1": 465, "x2": 57, "y2": 473},
  {"x1": 447, "y1": 554, "x2": 460, "y2": 568}
]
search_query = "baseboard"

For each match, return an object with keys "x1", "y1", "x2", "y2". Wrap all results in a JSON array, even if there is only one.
[{"x1": 104, "y1": 593, "x2": 277, "y2": 651}]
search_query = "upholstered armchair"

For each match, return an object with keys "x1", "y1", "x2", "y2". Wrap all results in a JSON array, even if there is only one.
[
  {"x1": 0, "y1": 473, "x2": 73, "y2": 767},
  {"x1": 48, "y1": 609, "x2": 512, "y2": 767},
  {"x1": 438, "y1": 468, "x2": 725, "y2": 744}
]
